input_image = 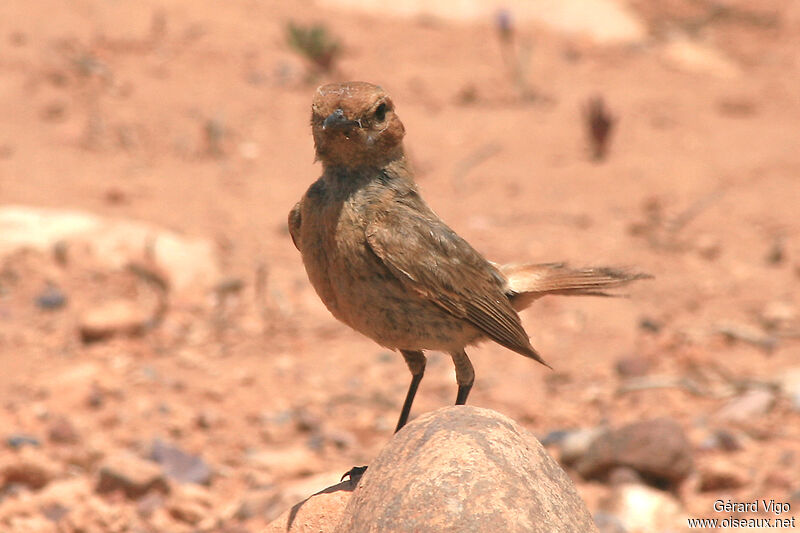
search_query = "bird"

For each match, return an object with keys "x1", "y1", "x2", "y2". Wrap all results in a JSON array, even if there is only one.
[{"x1": 289, "y1": 81, "x2": 648, "y2": 435}]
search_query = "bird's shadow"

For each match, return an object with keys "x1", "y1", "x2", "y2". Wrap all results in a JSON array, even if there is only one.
[{"x1": 285, "y1": 474, "x2": 362, "y2": 531}]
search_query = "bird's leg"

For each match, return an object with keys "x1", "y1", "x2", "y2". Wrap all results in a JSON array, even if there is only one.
[
  {"x1": 395, "y1": 350, "x2": 427, "y2": 433},
  {"x1": 341, "y1": 350, "x2": 426, "y2": 482},
  {"x1": 451, "y1": 349, "x2": 475, "y2": 405}
]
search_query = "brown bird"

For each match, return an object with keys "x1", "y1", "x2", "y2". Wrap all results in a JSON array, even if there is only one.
[{"x1": 289, "y1": 81, "x2": 647, "y2": 434}]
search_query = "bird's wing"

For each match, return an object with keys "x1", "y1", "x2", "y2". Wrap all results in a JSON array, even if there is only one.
[
  {"x1": 365, "y1": 198, "x2": 546, "y2": 364},
  {"x1": 288, "y1": 201, "x2": 302, "y2": 251}
]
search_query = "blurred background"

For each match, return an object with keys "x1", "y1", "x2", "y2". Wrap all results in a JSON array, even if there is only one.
[{"x1": 1, "y1": 0, "x2": 799, "y2": 531}]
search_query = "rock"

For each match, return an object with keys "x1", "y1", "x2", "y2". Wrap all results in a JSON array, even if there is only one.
[
  {"x1": 607, "y1": 466, "x2": 643, "y2": 486},
  {"x1": 235, "y1": 488, "x2": 281, "y2": 520},
  {"x1": 715, "y1": 388, "x2": 775, "y2": 423},
  {"x1": 575, "y1": 418, "x2": 693, "y2": 488},
  {"x1": 30, "y1": 477, "x2": 92, "y2": 522},
  {"x1": 247, "y1": 447, "x2": 322, "y2": 479},
  {"x1": 78, "y1": 299, "x2": 151, "y2": 342},
  {"x1": 150, "y1": 439, "x2": 212, "y2": 485},
  {"x1": 6, "y1": 434, "x2": 40, "y2": 449},
  {"x1": 167, "y1": 484, "x2": 213, "y2": 525},
  {"x1": 35, "y1": 285, "x2": 67, "y2": 310},
  {"x1": 136, "y1": 491, "x2": 166, "y2": 518},
  {"x1": 777, "y1": 368, "x2": 800, "y2": 411},
  {"x1": 695, "y1": 234, "x2": 721, "y2": 260},
  {"x1": 699, "y1": 428, "x2": 743, "y2": 452},
  {"x1": 335, "y1": 406, "x2": 599, "y2": 533},
  {"x1": 0, "y1": 205, "x2": 220, "y2": 300},
  {"x1": 614, "y1": 355, "x2": 651, "y2": 378},
  {"x1": 317, "y1": 0, "x2": 646, "y2": 44},
  {"x1": 265, "y1": 479, "x2": 355, "y2": 533},
  {"x1": 761, "y1": 301, "x2": 796, "y2": 330},
  {"x1": 601, "y1": 484, "x2": 684, "y2": 532},
  {"x1": 593, "y1": 511, "x2": 628, "y2": 533},
  {"x1": 662, "y1": 37, "x2": 740, "y2": 78},
  {"x1": 545, "y1": 427, "x2": 605, "y2": 466},
  {"x1": 0, "y1": 448, "x2": 60, "y2": 490},
  {"x1": 47, "y1": 416, "x2": 79, "y2": 444},
  {"x1": 698, "y1": 458, "x2": 747, "y2": 491},
  {"x1": 96, "y1": 452, "x2": 169, "y2": 498}
]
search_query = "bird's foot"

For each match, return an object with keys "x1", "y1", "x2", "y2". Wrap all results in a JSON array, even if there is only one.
[{"x1": 340, "y1": 465, "x2": 368, "y2": 482}]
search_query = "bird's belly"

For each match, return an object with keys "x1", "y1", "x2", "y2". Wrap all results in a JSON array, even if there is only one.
[{"x1": 303, "y1": 229, "x2": 478, "y2": 352}]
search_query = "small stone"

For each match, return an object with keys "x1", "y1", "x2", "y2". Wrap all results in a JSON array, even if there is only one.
[
  {"x1": 715, "y1": 388, "x2": 775, "y2": 423},
  {"x1": 763, "y1": 470, "x2": 792, "y2": 490},
  {"x1": 136, "y1": 491, "x2": 166, "y2": 518},
  {"x1": 662, "y1": 38, "x2": 739, "y2": 78},
  {"x1": 608, "y1": 466, "x2": 643, "y2": 486},
  {"x1": 638, "y1": 317, "x2": 662, "y2": 333},
  {"x1": 761, "y1": 301, "x2": 796, "y2": 330},
  {"x1": 695, "y1": 234, "x2": 721, "y2": 260},
  {"x1": 601, "y1": 484, "x2": 684, "y2": 532},
  {"x1": 194, "y1": 411, "x2": 217, "y2": 430},
  {"x1": 35, "y1": 285, "x2": 67, "y2": 310},
  {"x1": 593, "y1": 511, "x2": 628, "y2": 533},
  {"x1": 96, "y1": 452, "x2": 169, "y2": 499},
  {"x1": 698, "y1": 458, "x2": 747, "y2": 491},
  {"x1": 79, "y1": 299, "x2": 151, "y2": 342},
  {"x1": 150, "y1": 439, "x2": 212, "y2": 485},
  {"x1": 47, "y1": 416, "x2": 79, "y2": 444},
  {"x1": 40, "y1": 502, "x2": 70, "y2": 522},
  {"x1": 614, "y1": 356, "x2": 651, "y2": 378},
  {"x1": 167, "y1": 484, "x2": 213, "y2": 525},
  {"x1": 553, "y1": 428, "x2": 605, "y2": 466},
  {"x1": 777, "y1": 368, "x2": 800, "y2": 410},
  {"x1": 1, "y1": 448, "x2": 60, "y2": 490},
  {"x1": 248, "y1": 447, "x2": 322, "y2": 479},
  {"x1": 575, "y1": 418, "x2": 693, "y2": 488},
  {"x1": 86, "y1": 386, "x2": 105, "y2": 409},
  {"x1": 699, "y1": 428, "x2": 742, "y2": 452},
  {"x1": 6, "y1": 434, "x2": 40, "y2": 449},
  {"x1": 235, "y1": 488, "x2": 281, "y2": 520},
  {"x1": 765, "y1": 239, "x2": 784, "y2": 265}
]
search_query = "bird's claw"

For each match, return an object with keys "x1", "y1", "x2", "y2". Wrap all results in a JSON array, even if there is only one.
[{"x1": 341, "y1": 465, "x2": 368, "y2": 482}]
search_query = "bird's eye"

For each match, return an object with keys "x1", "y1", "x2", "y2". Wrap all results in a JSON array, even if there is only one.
[{"x1": 374, "y1": 103, "x2": 387, "y2": 122}]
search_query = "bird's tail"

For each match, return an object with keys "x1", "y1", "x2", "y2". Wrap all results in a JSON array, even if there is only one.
[{"x1": 499, "y1": 262, "x2": 651, "y2": 311}]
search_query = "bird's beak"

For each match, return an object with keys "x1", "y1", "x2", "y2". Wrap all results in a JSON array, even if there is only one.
[{"x1": 322, "y1": 108, "x2": 358, "y2": 131}]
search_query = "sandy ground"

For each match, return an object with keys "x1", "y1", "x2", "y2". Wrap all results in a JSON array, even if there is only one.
[{"x1": 1, "y1": 0, "x2": 799, "y2": 531}]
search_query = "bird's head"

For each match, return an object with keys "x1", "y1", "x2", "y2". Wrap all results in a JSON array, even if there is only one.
[{"x1": 311, "y1": 81, "x2": 406, "y2": 169}]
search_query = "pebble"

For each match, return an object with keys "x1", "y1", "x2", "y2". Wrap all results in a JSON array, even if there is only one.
[
  {"x1": 35, "y1": 285, "x2": 67, "y2": 310},
  {"x1": 234, "y1": 488, "x2": 281, "y2": 520},
  {"x1": 96, "y1": 452, "x2": 169, "y2": 498},
  {"x1": 150, "y1": 438, "x2": 212, "y2": 485},
  {"x1": 79, "y1": 299, "x2": 152, "y2": 342},
  {"x1": 6, "y1": 434, "x2": 41, "y2": 449},
  {"x1": 614, "y1": 355, "x2": 651, "y2": 378},
  {"x1": 1, "y1": 448, "x2": 60, "y2": 490},
  {"x1": 714, "y1": 388, "x2": 775, "y2": 423},
  {"x1": 575, "y1": 418, "x2": 693, "y2": 488},
  {"x1": 247, "y1": 447, "x2": 322, "y2": 479},
  {"x1": 47, "y1": 416, "x2": 80, "y2": 444},
  {"x1": 600, "y1": 484, "x2": 684, "y2": 532},
  {"x1": 553, "y1": 428, "x2": 605, "y2": 466},
  {"x1": 698, "y1": 458, "x2": 748, "y2": 491},
  {"x1": 777, "y1": 367, "x2": 800, "y2": 411},
  {"x1": 167, "y1": 484, "x2": 213, "y2": 525}
]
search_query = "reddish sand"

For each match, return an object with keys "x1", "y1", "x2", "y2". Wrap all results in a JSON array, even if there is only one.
[{"x1": 1, "y1": 0, "x2": 798, "y2": 530}]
